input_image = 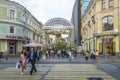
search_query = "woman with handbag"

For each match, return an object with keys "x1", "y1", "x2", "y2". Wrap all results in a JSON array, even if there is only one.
[{"x1": 19, "y1": 50, "x2": 27, "y2": 75}]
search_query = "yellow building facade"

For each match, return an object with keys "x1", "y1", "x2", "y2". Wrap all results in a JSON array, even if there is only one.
[{"x1": 81, "y1": 0, "x2": 119, "y2": 56}]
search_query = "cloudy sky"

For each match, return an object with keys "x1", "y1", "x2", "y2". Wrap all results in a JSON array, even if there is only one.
[{"x1": 11, "y1": 0, "x2": 75, "y2": 24}]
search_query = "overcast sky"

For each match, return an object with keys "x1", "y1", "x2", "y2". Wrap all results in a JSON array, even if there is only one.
[{"x1": 11, "y1": 0, "x2": 75, "y2": 24}]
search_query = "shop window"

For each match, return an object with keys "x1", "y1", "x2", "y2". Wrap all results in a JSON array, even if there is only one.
[
  {"x1": 109, "y1": 0, "x2": 113, "y2": 8},
  {"x1": 102, "y1": 0, "x2": 106, "y2": 10},
  {"x1": 99, "y1": 43, "x2": 103, "y2": 55},
  {"x1": 10, "y1": 26, "x2": 14, "y2": 33},
  {"x1": 102, "y1": 16, "x2": 113, "y2": 31}
]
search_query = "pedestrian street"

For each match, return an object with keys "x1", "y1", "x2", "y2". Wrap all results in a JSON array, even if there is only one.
[{"x1": 0, "y1": 64, "x2": 116, "y2": 80}]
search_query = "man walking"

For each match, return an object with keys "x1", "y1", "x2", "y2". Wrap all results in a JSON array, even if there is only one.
[{"x1": 28, "y1": 48, "x2": 37, "y2": 75}]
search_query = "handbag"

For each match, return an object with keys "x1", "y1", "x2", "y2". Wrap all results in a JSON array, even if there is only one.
[{"x1": 16, "y1": 61, "x2": 20, "y2": 69}]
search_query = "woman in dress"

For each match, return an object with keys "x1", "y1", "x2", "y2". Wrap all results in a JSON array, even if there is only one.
[{"x1": 19, "y1": 50, "x2": 27, "y2": 75}]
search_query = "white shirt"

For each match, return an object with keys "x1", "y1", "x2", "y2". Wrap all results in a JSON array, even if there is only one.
[{"x1": 95, "y1": 52, "x2": 99, "y2": 56}]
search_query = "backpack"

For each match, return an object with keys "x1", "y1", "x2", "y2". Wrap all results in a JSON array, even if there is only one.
[{"x1": 37, "y1": 51, "x2": 41, "y2": 57}]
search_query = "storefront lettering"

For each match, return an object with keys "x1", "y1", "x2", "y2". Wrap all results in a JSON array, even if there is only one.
[{"x1": 6, "y1": 35, "x2": 23, "y2": 40}]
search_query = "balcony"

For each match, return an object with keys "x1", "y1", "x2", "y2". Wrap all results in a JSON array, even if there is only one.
[
  {"x1": 0, "y1": 16, "x2": 25, "y2": 24},
  {"x1": 93, "y1": 33, "x2": 101, "y2": 37}
]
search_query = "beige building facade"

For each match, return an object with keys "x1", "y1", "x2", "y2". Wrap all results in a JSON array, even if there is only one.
[{"x1": 81, "y1": 0, "x2": 119, "y2": 56}]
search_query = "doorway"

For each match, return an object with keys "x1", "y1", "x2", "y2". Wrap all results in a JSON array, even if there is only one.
[
  {"x1": 100, "y1": 42, "x2": 115, "y2": 56},
  {"x1": 8, "y1": 41, "x2": 17, "y2": 55}
]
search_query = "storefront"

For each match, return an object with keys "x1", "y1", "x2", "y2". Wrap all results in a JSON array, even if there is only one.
[
  {"x1": 99, "y1": 36, "x2": 116, "y2": 56},
  {"x1": 0, "y1": 34, "x2": 25, "y2": 55}
]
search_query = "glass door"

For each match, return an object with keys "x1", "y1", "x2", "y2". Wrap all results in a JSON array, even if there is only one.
[{"x1": 8, "y1": 41, "x2": 16, "y2": 55}]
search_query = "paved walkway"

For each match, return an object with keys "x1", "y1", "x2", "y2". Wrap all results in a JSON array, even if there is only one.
[
  {"x1": 1, "y1": 55, "x2": 120, "y2": 64},
  {"x1": 0, "y1": 55, "x2": 119, "y2": 79},
  {"x1": 0, "y1": 64, "x2": 116, "y2": 80}
]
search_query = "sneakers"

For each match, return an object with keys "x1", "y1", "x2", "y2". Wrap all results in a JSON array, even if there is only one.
[{"x1": 20, "y1": 72, "x2": 24, "y2": 75}]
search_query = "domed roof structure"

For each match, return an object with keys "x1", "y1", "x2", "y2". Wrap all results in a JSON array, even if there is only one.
[{"x1": 44, "y1": 18, "x2": 73, "y2": 26}]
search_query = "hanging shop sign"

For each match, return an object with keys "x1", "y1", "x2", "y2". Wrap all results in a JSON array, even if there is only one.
[{"x1": 104, "y1": 41, "x2": 109, "y2": 47}]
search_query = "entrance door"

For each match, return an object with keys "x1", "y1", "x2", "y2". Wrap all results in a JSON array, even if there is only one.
[
  {"x1": 8, "y1": 41, "x2": 17, "y2": 55},
  {"x1": 106, "y1": 42, "x2": 115, "y2": 55},
  {"x1": 101, "y1": 42, "x2": 115, "y2": 56}
]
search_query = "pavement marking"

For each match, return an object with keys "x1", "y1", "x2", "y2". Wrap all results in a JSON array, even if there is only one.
[
  {"x1": 0, "y1": 64, "x2": 116, "y2": 80},
  {"x1": 45, "y1": 78, "x2": 116, "y2": 80},
  {"x1": 0, "y1": 67, "x2": 48, "y2": 80},
  {"x1": 40, "y1": 64, "x2": 54, "y2": 80},
  {"x1": 45, "y1": 78, "x2": 87, "y2": 80},
  {"x1": 44, "y1": 64, "x2": 116, "y2": 80}
]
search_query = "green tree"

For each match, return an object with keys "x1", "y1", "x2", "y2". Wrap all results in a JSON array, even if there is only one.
[{"x1": 54, "y1": 41, "x2": 66, "y2": 49}]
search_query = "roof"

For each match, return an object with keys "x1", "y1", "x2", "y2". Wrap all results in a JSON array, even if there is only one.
[{"x1": 44, "y1": 18, "x2": 73, "y2": 26}]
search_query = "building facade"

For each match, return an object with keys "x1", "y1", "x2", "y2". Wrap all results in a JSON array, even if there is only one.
[
  {"x1": 72, "y1": 0, "x2": 82, "y2": 46},
  {"x1": 0, "y1": 0, "x2": 43, "y2": 55},
  {"x1": 81, "y1": 0, "x2": 119, "y2": 56}
]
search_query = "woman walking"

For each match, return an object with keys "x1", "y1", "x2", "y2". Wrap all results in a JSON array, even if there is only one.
[
  {"x1": 95, "y1": 50, "x2": 99, "y2": 60},
  {"x1": 19, "y1": 50, "x2": 27, "y2": 75},
  {"x1": 85, "y1": 50, "x2": 89, "y2": 61}
]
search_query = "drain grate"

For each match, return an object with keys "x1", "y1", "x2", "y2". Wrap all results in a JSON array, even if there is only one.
[{"x1": 87, "y1": 78, "x2": 103, "y2": 80}]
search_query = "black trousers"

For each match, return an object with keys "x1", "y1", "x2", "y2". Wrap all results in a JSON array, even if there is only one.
[{"x1": 30, "y1": 60, "x2": 36, "y2": 75}]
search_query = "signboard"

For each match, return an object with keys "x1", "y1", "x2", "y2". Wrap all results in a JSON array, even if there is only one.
[
  {"x1": 0, "y1": 34, "x2": 24, "y2": 40},
  {"x1": 104, "y1": 41, "x2": 109, "y2": 47},
  {"x1": 6, "y1": 35, "x2": 23, "y2": 40}
]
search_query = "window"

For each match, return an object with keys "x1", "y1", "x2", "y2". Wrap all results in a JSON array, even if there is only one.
[
  {"x1": 10, "y1": 9, "x2": 15, "y2": 20},
  {"x1": 33, "y1": 34, "x2": 35, "y2": 40},
  {"x1": 102, "y1": 16, "x2": 113, "y2": 31},
  {"x1": 92, "y1": 15, "x2": 95, "y2": 24},
  {"x1": 109, "y1": 0, "x2": 113, "y2": 8},
  {"x1": 102, "y1": 0, "x2": 106, "y2": 10},
  {"x1": 10, "y1": 26, "x2": 14, "y2": 33}
]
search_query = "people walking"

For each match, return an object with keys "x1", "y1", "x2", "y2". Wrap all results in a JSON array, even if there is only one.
[
  {"x1": 95, "y1": 50, "x2": 99, "y2": 60},
  {"x1": 90, "y1": 50, "x2": 94, "y2": 60},
  {"x1": 4, "y1": 50, "x2": 8, "y2": 61},
  {"x1": 57, "y1": 50, "x2": 61, "y2": 58},
  {"x1": 85, "y1": 50, "x2": 89, "y2": 61},
  {"x1": 37, "y1": 50, "x2": 42, "y2": 62},
  {"x1": 19, "y1": 50, "x2": 27, "y2": 75},
  {"x1": 28, "y1": 48, "x2": 37, "y2": 75},
  {"x1": 68, "y1": 50, "x2": 72, "y2": 61}
]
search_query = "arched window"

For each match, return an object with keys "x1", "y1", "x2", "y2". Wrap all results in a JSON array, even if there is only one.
[{"x1": 102, "y1": 16, "x2": 113, "y2": 31}]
